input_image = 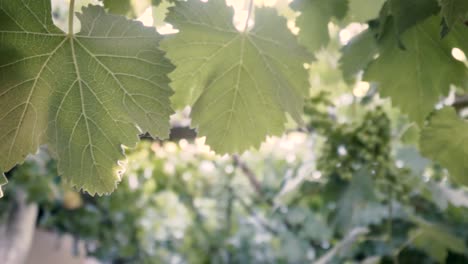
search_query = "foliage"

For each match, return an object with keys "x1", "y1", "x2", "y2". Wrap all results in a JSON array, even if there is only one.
[
  {"x1": 0, "y1": 0, "x2": 467, "y2": 192},
  {"x1": 1, "y1": 0, "x2": 468, "y2": 262},
  {"x1": 2, "y1": 93, "x2": 468, "y2": 263}
]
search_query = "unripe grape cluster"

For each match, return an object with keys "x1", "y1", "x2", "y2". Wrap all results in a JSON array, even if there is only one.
[{"x1": 315, "y1": 106, "x2": 391, "y2": 179}]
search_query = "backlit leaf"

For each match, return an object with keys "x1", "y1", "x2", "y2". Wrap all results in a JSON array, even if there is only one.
[{"x1": 162, "y1": 0, "x2": 312, "y2": 153}]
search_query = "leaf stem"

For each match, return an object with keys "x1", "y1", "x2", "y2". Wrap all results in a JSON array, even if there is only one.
[
  {"x1": 68, "y1": 0, "x2": 76, "y2": 36},
  {"x1": 243, "y1": 0, "x2": 254, "y2": 32}
]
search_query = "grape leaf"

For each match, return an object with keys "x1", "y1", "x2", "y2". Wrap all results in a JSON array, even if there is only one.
[
  {"x1": 363, "y1": 16, "x2": 468, "y2": 124},
  {"x1": 439, "y1": 0, "x2": 468, "y2": 28},
  {"x1": 420, "y1": 107, "x2": 468, "y2": 186},
  {"x1": 161, "y1": 0, "x2": 312, "y2": 153},
  {"x1": 339, "y1": 29, "x2": 378, "y2": 83},
  {"x1": 0, "y1": 2, "x2": 173, "y2": 194},
  {"x1": 291, "y1": 0, "x2": 348, "y2": 53},
  {"x1": 0, "y1": 171, "x2": 6, "y2": 198}
]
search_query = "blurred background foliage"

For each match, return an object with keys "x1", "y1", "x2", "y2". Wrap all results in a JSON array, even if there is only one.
[{"x1": 1, "y1": 0, "x2": 468, "y2": 263}]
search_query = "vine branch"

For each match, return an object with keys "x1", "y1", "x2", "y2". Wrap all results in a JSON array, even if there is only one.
[{"x1": 233, "y1": 155, "x2": 263, "y2": 196}]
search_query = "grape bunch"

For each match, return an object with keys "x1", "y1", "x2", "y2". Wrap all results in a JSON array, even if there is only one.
[{"x1": 316, "y1": 106, "x2": 391, "y2": 179}]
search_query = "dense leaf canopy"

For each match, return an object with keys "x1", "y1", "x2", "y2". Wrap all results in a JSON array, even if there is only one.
[{"x1": 0, "y1": 0, "x2": 467, "y2": 196}]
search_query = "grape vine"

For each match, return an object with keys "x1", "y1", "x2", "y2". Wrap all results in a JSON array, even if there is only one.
[{"x1": 0, "y1": 0, "x2": 467, "y2": 194}]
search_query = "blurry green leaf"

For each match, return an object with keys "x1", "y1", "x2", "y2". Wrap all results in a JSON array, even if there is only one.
[
  {"x1": 439, "y1": 0, "x2": 468, "y2": 28},
  {"x1": 0, "y1": 2, "x2": 173, "y2": 194},
  {"x1": 420, "y1": 107, "x2": 468, "y2": 186},
  {"x1": 291, "y1": 0, "x2": 348, "y2": 53},
  {"x1": 302, "y1": 213, "x2": 332, "y2": 241},
  {"x1": 339, "y1": 29, "x2": 378, "y2": 83},
  {"x1": 411, "y1": 222, "x2": 467, "y2": 262},
  {"x1": 395, "y1": 147, "x2": 430, "y2": 176},
  {"x1": 162, "y1": 0, "x2": 312, "y2": 153},
  {"x1": 364, "y1": 16, "x2": 467, "y2": 124},
  {"x1": 333, "y1": 169, "x2": 385, "y2": 233}
]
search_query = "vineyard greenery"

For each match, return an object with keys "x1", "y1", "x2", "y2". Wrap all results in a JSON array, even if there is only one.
[{"x1": 1, "y1": 0, "x2": 468, "y2": 263}]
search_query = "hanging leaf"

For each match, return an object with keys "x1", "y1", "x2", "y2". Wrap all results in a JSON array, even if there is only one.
[
  {"x1": 0, "y1": 1, "x2": 173, "y2": 194},
  {"x1": 162, "y1": 0, "x2": 312, "y2": 153},
  {"x1": 420, "y1": 107, "x2": 468, "y2": 186},
  {"x1": 364, "y1": 16, "x2": 468, "y2": 125}
]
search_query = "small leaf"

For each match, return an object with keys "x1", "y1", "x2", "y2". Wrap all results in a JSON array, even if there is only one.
[
  {"x1": 291, "y1": 0, "x2": 348, "y2": 53},
  {"x1": 0, "y1": 2, "x2": 173, "y2": 194},
  {"x1": 162, "y1": 0, "x2": 312, "y2": 154},
  {"x1": 339, "y1": 29, "x2": 378, "y2": 83},
  {"x1": 420, "y1": 107, "x2": 468, "y2": 186}
]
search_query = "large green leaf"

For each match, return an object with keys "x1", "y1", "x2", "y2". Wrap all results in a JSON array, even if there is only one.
[
  {"x1": 439, "y1": 0, "x2": 468, "y2": 28},
  {"x1": 291, "y1": 0, "x2": 348, "y2": 53},
  {"x1": 162, "y1": 0, "x2": 312, "y2": 153},
  {"x1": 420, "y1": 107, "x2": 468, "y2": 186},
  {"x1": 364, "y1": 16, "x2": 467, "y2": 125},
  {"x1": 0, "y1": 2, "x2": 173, "y2": 194}
]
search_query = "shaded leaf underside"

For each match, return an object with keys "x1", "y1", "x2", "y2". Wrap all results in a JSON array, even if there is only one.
[{"x1": 0, "y1": 1, "x2": 173, "y2": 194}]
